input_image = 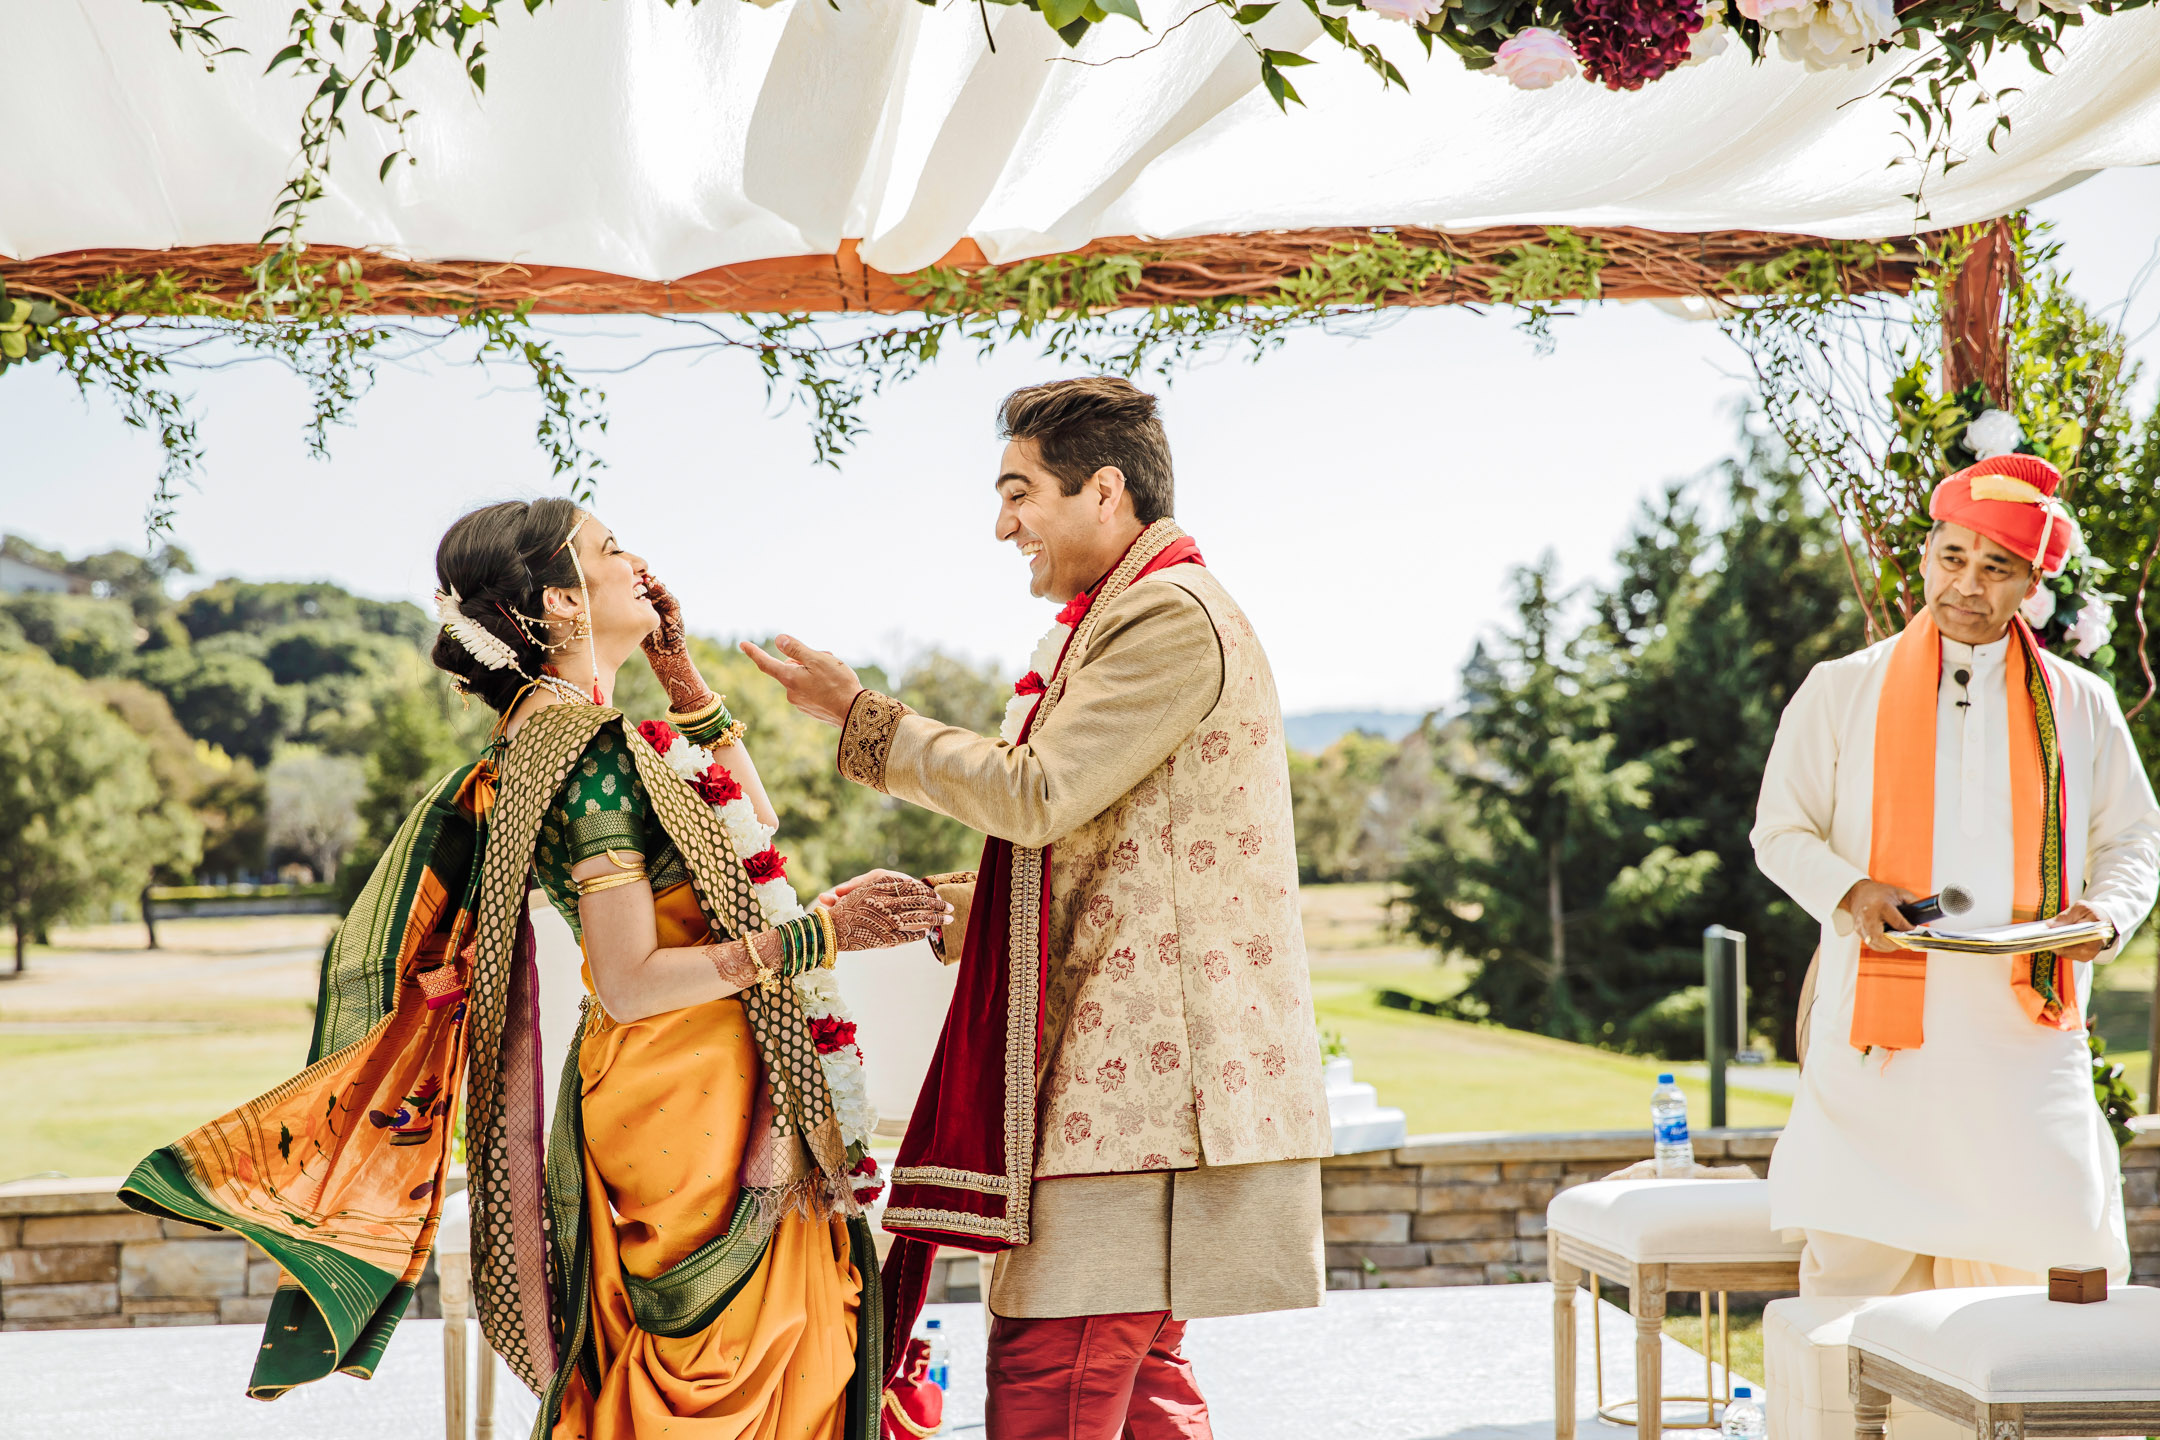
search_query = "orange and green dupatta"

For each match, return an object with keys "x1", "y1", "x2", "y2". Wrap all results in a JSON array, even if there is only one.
[
  {"x1": 1853, "y1": 609, "x2": 2075, "y2": 1052},
  {"x1": 119, "y1": 757, "x2": 493, "y2": 1396}
]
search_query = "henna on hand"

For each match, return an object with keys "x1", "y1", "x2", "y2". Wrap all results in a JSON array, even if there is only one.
[
  {"x1": 829, "y1": 876, "x2": 949, "y2": 952},
  {"x1": 704, "y1": 932, "x2": 781, "y2": 993},
  {"x1": 639, "y1": 573, "x2": 716, "y2": 713}
]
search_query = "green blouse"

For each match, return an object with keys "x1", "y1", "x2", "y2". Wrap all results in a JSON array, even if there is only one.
[{"x1": 531, "y1": 728, "x2": 689, "y2": 940}]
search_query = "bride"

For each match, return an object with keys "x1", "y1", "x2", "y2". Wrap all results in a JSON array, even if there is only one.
[{"x1": 121, "y1": 497, "x2": 945, "y2": 1440}]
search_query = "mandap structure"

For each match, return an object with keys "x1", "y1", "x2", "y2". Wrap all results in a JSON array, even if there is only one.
[{"x1": 4, "y1": 0, "x2": 2160, "y2": 1076}]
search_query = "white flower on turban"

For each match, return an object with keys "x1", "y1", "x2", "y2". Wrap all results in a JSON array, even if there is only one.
[{"x1": 1964, "y1": 409, "x2": 2025, "y2": 461}]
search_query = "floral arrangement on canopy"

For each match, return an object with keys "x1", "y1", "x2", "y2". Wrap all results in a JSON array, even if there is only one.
[{"x1": 1345, "y1": 0, "x2": 2110, "y2": 93}]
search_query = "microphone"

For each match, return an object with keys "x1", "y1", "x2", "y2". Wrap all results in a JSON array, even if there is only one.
[
  {"x1": 1898, "y1": 884, "x2": 1975, "y2": 927},
  {"x1": 1953, "y1": 667, "x2": 1972, "y2": 711}
]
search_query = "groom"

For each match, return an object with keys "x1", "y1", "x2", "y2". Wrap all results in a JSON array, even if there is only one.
[{"x1": 746, "y1": 376, "x2": 1330, "y2": 1439}]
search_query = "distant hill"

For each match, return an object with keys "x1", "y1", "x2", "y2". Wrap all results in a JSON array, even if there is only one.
[{"x1": 1283, "y1": 709, "x2": 1431, "y2": 754}]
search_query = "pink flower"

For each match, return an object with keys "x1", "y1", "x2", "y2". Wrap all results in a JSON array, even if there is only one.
[
  {"x1": 1491, "y1": 27, "x2": 1579, "y2": 89},
  {"x1": 1362, "y1": 0, "x2": 1441, "y2": 20}
]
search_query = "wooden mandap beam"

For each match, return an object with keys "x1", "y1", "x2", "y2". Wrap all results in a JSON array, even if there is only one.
[{"x1": 1, "y1": 227, "x2": 1921, "y2": 316}]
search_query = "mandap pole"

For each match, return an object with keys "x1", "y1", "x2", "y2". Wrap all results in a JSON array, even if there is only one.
[{"x1": 1702, "y1": 926, "x2": 1748, "y2": 1130}]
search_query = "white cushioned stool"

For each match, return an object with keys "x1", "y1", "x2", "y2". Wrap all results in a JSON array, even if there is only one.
[
  {"x1": 1548, "y1": 1179, "x2": 1803, "y2": 1438},
  {"x1": 1762, "y1": 1298, "x2": 1964, "y2": 1440},
  {"x1": 1849, "y1": 1285, "x2": 2160, "y2": 1439}
]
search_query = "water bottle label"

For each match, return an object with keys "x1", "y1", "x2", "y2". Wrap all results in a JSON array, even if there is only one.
[
  {"x1": 1653, "y1": 1113, "x2": 1690, "y2": 1146},
  {"x1": 928, "y1": 1365, "x2": 950, "y2": 1390}
]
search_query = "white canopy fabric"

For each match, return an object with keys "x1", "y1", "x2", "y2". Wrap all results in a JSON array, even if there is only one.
[{"x1": 8, "y1": 0, "x2": 2160, "y2": 279}]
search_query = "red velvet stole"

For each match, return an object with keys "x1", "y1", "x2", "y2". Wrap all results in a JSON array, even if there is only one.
[{"x1": 879, "y1": 523, "x2": 1201, "y2": 1378}]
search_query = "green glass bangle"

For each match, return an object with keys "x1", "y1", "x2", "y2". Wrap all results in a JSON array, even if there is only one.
[{"x1": 674, "y1": 701, "x2": 741, "y2": 748}]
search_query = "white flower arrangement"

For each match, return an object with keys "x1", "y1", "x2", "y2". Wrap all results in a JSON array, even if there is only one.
[
  {"x1": 1683, "y1": 0, "x2": 1735, "y2": 63},
  {"x1": 2067, "y1": 594, "x2": 2114, "y2": 660},
  {"x1": 1738, "y1": 0, "x2": 1895, "y2": 70}
]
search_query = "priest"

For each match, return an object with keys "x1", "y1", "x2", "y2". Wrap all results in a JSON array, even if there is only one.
[
  {"x1": 1754, "y1": 451, "x2": 2159, "y2": 1304},
  {"x1": 745, "y1": 376, "x2": 1331, "y2": 1439}
]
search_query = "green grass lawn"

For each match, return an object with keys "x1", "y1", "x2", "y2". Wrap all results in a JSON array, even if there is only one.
[
  {"x1": 1304, "y1": 884, "x2": 1792, "y2": 1134},
  {"x1": 0, "y1": 1030, "x2": 312, "y2": 1182}
]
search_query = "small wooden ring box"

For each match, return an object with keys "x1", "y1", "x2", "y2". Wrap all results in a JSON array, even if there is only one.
[{"x1": 2047, "y1": 1265, "x2": 2107, "y2": 1303}]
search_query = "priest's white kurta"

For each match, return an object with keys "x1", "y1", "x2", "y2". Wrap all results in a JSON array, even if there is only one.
[{"x1": 1753, "y1": 630, "x2": 2160, "y2": 1278}]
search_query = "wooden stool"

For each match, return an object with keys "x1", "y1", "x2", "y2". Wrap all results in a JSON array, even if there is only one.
[
  {"x1": 1547, "y1": 1179, "x2": 1802, "y2": 1439},
  {"x1": 1849, "y1": 1285, "x2": 2160, "y2": 1439}
]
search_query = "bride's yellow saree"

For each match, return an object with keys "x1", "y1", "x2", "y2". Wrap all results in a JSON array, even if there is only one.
[{"x1": 119, "y1": 703, "x2": 883, "y2": 1439}]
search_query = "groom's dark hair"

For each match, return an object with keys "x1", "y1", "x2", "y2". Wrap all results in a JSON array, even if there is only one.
[{"x1": 997, "y1": 377, "x2": 1174, "y2": 525}]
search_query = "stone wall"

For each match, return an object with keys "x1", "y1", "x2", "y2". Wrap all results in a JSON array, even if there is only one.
[
  {"x1": 9, "y1": 1123, "x2": 2155, "y2": 1329},
  {"x1": 1319, "y1": 1121, "x2": 2160, "y2": 1291},
  {"x1": 0, "y1": 1177, "x2": 446, "y2": 1332}
]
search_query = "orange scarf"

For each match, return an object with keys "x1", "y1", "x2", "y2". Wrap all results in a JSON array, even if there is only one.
[{"x1": 1852, "y1": 610, "x2": 2075, "y2": 1051}]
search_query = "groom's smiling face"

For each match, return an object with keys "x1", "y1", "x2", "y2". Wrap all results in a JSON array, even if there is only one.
[{"x1": 993, "y1": 438, "x2": 1134, "y2": 604}]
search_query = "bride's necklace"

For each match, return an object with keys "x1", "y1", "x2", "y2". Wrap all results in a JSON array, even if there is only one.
[{"x1": 535, "y1": 673, "x2": 596, "y2": 706}]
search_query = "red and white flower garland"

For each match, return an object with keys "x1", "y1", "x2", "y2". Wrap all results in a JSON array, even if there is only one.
[
  {"x1": 1000, "y1": 591, "x2": 1091, "y2": 745},
  {"x1": 638, "y1": 719, "x2": 882, "y2": 1205}
]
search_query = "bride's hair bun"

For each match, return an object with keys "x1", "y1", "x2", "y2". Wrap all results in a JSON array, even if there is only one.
[{"x1": 430, "y1": 498, "x2": 583, "y2": 713}]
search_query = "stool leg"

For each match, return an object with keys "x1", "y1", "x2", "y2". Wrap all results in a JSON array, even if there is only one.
[
  {"x1": 1700, "y1": 1290, "x2": 1713, "y2": 1427},
  {"x1": 476, "y1": 1327, "x2": 496, "y2": 1440},
  {"x1": 440, "y1": 1252, "x2": 469, "y2": 1440},
  {"x1": 1851, "y1": 1374, "x2": 1890, "y2": 1440},
  {"x1": 1634, "y1": 1267, "x2": 1667, "y2": 1440},
  {"x1": 1550, "y1": 1240, "x2": 1582, "y2": 1440}
]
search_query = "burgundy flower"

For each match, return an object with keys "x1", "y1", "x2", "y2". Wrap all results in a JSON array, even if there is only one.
[
  {"x1": 1075, "y1": 1001, "x2": 1104, "y2": 1033},
  {"x1": 853, "y1": 1181, "x2": 885, "y2": 1204},
  {"x1": 1014, "y1": 670, "x2": 1047, "y2": 697},
  {"x1": 692, "y1": 764, "x2": 744, "y2": 805},
  {"x1": 1222, "y1": 1060, "x2": 1249, "y2": 1093},
  {"x1": 1063, "y1": 1111, "x2": 1093, "y2": 1144},
  {"x1": 1204, "y1": 950, "x2": 1231, "y2": 982},
  {"x1": 743, "y1": 847, "x2": 788, "y2": 883},
  {"x1": 1149, "y1": 1041, "x2": 1182, "y2": 1075},
  {"x1": 811, "y1": 1016, "x2": 859, "y2": 1054},
  {"x1": 1111, "y1": 838, "x2": 1141, "y2": 873},
  {"x1": 636, "y1": 719, "x2": 677, "y2": 754},
  {"x1": 1102, "y1": 947, "x2": 1136, "y2": 982},
  {"x1": 1096, "y1": 1057, "x2": 1128, "y2": 1092},
  {"x1": 850, "y1": 1154, "x2": 879, "y2": 1177},
  {"x1": 1564, "y1": 0, "x2": 1702, "y2": 91},
  {"x1": 1236, "y1": 825, "x2": 1265, "y2": 857},
  {"x1": 1261, "y1": 1044, "x2": 1287, "y2": 1078},
  {"x1": 1187, "y1": 840, "x2": 1216, "y2": 873},
  {"x1": 1086, "y1": 895, "x2": 1115, "y2": 928},
  {"x1": 1199, "y1": 731, "x2": 1231, "y2": 763},
  {"x1": 1156, "y1": 933, "x2": 1180, "y2": 966}
]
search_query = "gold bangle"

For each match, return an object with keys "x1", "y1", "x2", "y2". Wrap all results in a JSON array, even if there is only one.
[
  {"x1": 667, "y1": 694, "x2": 727, "y2": 726},
  {"x1": 602, "y1": 848, "x2": 644, "y2": 871},
  {"x1": 575, "y1": 868, "x2": 647, "y2": 897},
  {"x1": 817, "y1": 905, "x2": 839, "y2": 967}
]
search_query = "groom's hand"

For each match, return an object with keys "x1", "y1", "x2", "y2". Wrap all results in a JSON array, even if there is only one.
[{"x1": 740, "y1": 634, "x2": 864, "y2": 729}]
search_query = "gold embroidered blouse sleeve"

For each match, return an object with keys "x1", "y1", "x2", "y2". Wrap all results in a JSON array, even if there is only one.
[{"x1": 842, "y1": 580, "x2": 1224, "y2": 849}]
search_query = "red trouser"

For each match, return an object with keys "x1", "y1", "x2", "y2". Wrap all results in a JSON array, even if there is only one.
[{"x1": 984, "y1": 1311, "x2": 1213, "y2": 1440}]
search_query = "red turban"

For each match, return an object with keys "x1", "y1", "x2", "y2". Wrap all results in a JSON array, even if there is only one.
[{"x1": 1929, "y1": 453, "x2": 2079, "y2": 576}]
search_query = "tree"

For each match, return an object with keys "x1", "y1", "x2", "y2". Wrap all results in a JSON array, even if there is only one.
[
  {"x1": 1398, "y1": 556, "x2": 1717, "y2": 1039},
  {"x1": 89, "y1": 679, "x2": 208, "y2": 947},
  {"x1": 0, "y1": 593, "x2": 138, "y2": 678},
  {"x1": 2, "y1": 534, "x2": 194, "y2": 626},
  {"x1": 0, "y1": 654, "x2": 168, "y2": 971},
  {"x1": 339, "y1": 667, "x2": 488, "y2": 907},
  {"x1": 265, "y1": 748, "x2": 365, "y2": 883},
  {"x1": 131, "y1": 645, "x2": 301, "y2": 765},
  {"x1": 194, "y1": 755, "x2": 269, "y2": 882},
  {"x1": 1290, "y1": 730, "x2": 1398, "y2": 882},
  {"x1": 1597, "y1": 430, "x2": 1863, "y2": 1057}
]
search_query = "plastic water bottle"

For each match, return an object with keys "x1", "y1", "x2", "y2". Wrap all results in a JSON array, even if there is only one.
[
  {"x1": 1652, "y1": 1073, "x2": 1694, "y2": 1177},
  {"x1": 922, "y1": 1317, "x2": 950, "y2": 1391},
  {"x1": 1720, "y1": 1384, "x2": 1765, "y2": 1440}
]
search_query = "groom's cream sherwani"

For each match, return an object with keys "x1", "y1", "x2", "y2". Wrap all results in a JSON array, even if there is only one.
[
  {"x1": 838, "y1": 557, "x2": 1331, "y2": 1320},
  {"x1": 1754, "y1": 629, "x2": 2160, "y2": 1280}
]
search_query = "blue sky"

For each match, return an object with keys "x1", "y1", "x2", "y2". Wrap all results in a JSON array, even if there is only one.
[{"x1": 5, "y1": 167, "x2": 2157, "y2": 716}]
